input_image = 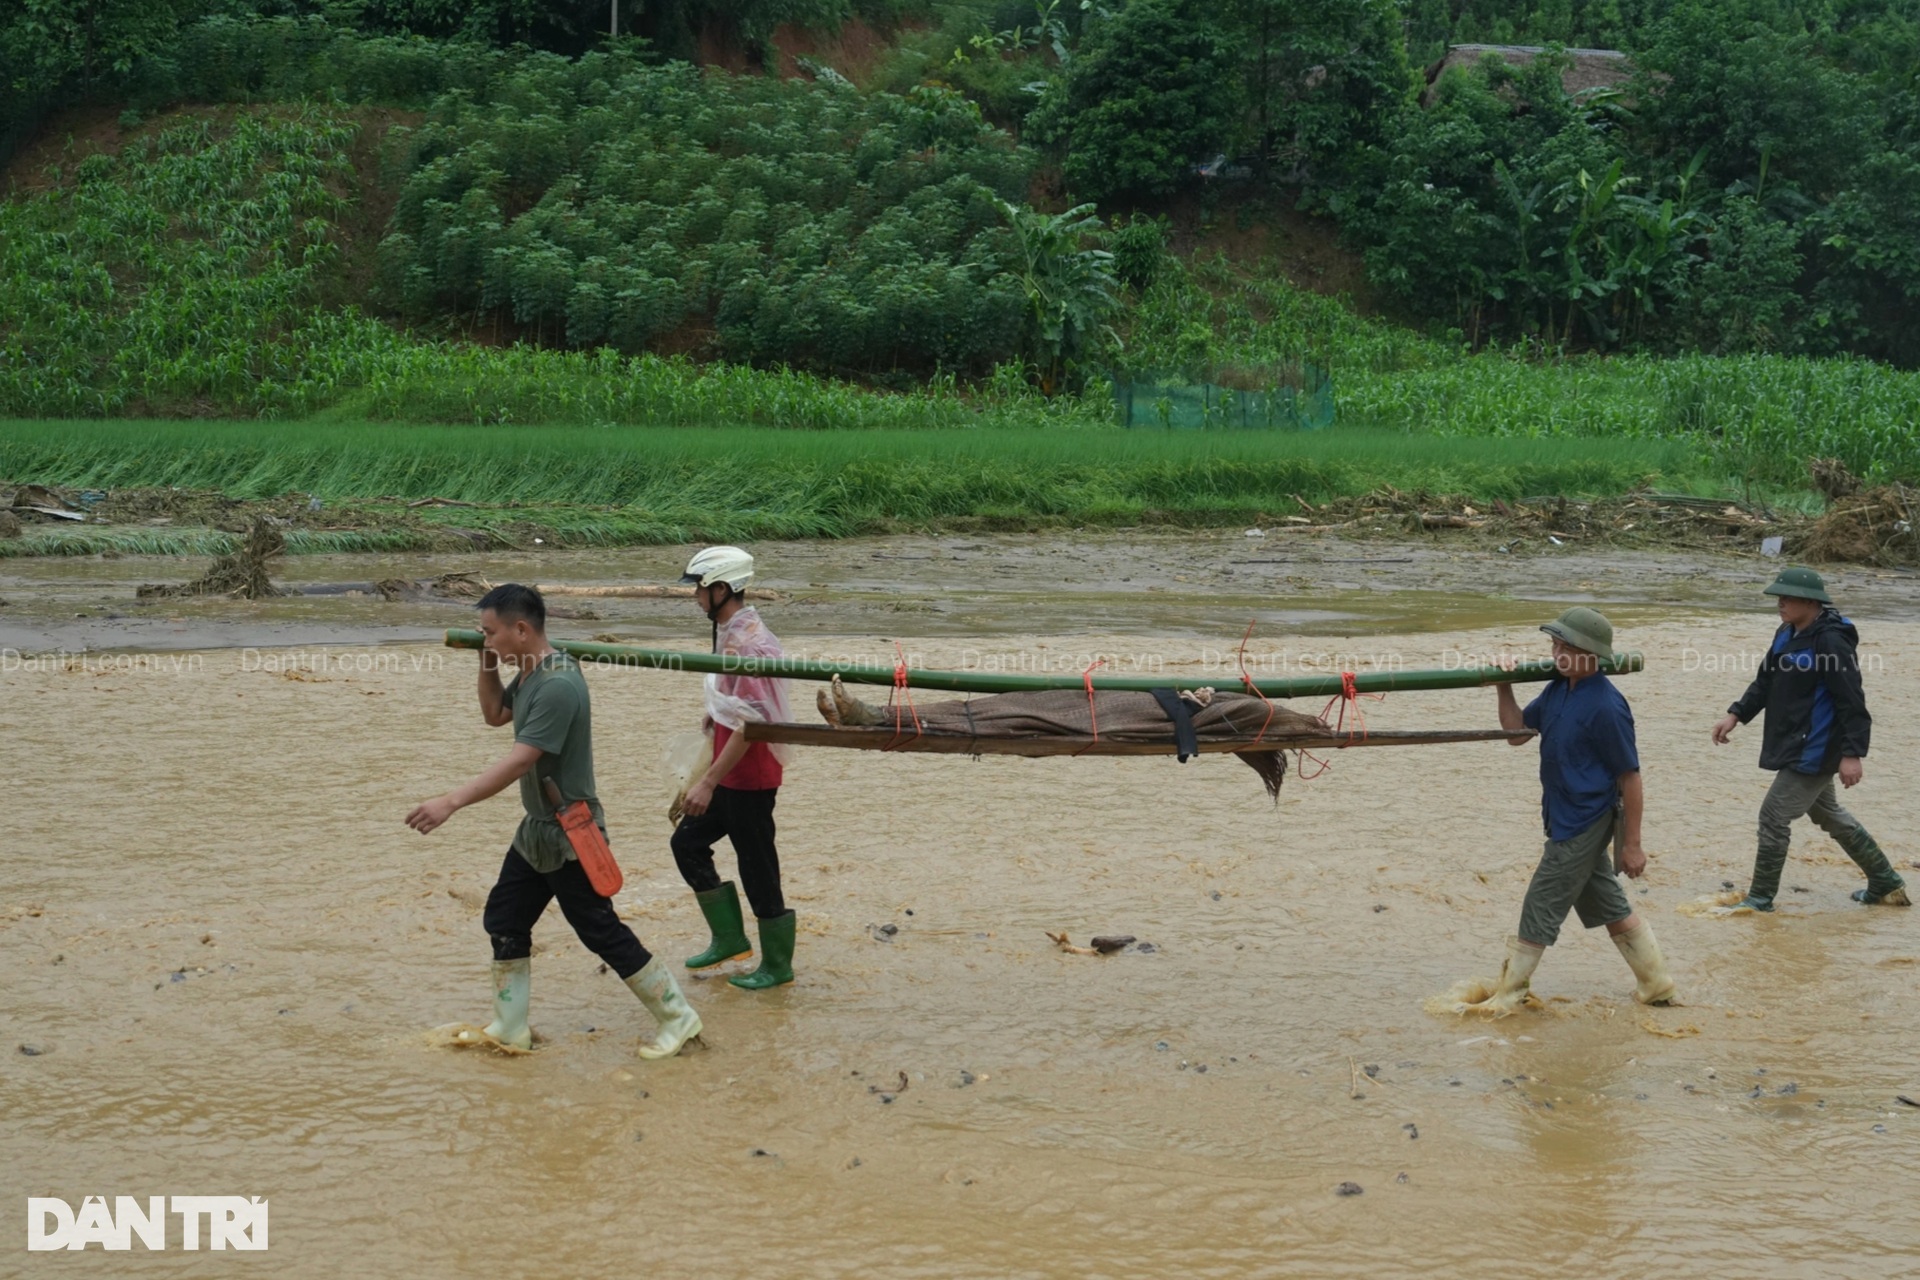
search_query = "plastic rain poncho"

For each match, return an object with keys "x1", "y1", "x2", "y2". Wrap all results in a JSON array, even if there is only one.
[{"x1": 702, "y1": 606, "x2": 794, "y2": 766}]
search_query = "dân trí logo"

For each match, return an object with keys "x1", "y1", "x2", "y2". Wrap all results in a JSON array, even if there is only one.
[{"x1": 27, "y1": 1196, "x2": 269, "y2": 1251}]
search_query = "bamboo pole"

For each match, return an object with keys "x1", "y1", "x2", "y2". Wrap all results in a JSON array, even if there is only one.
[
  {"x1": 443, "y1": 629, "x2": 1642, "y2": 698},
  {"x1": 743, "y1": 724, "x2": 1526, "y2": 755}
]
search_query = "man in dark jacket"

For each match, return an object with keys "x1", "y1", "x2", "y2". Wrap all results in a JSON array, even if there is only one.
[{"x1": 1711, "y1": 566, "x2": 1908, "y2": 911}]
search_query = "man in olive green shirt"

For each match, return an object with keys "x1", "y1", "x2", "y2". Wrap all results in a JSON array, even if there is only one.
[{"x1": 405, "y1": 583, "x2": 702, "y2": 1059}]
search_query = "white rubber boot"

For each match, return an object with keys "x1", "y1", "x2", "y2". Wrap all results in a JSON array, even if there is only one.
[
  {"x1": 624, "y1": 957, "x2": 703, "y2": 1060},
  {"x1": 1611, "y1": 920, "x2": 1677, "y2": 1005},
  {"x1": 484, "y1": 958, "x2": 532, "y2": 1050},
  {"x1": 1461, "y1": 936, "x2": 1542, "y2": 1015}
]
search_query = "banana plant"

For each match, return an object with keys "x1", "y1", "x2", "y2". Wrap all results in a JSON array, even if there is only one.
[{"x1": 996, "y1": 198, "x2": 1119, "y2": 394}]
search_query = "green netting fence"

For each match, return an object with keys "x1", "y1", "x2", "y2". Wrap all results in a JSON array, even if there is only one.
[{"x1": 1110, "y1": 362, "x2": 1334, "y2": 429}]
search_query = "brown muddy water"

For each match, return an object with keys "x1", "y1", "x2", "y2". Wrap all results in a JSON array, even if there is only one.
[{"x1": 3, "y1": 533, "x2": 1918, "y2": 1277}]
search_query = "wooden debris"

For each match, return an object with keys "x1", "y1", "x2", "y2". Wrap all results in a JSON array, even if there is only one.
[
  {"x1": 1809, "y1": 457, "x2": 1861, "y2": 504},
  {"x1": 136, "y1": 518, "x2": 285, "y2": 599},
  {"x1": 1244, "y1": 482, "x2": 1916, "y2": 566}
]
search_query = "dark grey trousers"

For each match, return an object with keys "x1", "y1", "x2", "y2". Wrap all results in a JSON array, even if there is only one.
[{"x1": 1750, "y1": 769, "x2": 1903, "y2": 905}]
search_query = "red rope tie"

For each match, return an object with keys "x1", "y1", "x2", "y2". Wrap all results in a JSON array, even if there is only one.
[
  {"x1": 1298, "y1": 670, "x2": 1386, "y2": 779},
  {"x1": 1074, "y1": 658, "x2": 1107, "y2": 756},
  {"x1": 1316, "y1": 669, "x2": 1384, "y2": 748},
  {"x1": 884, "y1": 642, "x2": 922, "y2": 750},
  {"x1": 1296, "y1": 747, "x2": 1334, "y2": 780},
  {"x1": 1236, "y1": 619, "x2": 1277, "y2": 743}
]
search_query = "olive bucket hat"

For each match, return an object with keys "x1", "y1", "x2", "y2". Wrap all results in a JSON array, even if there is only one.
[
  {"x1": 1762, "y1": 565, "x2": 1832, "y2": 603},
  {"x1": 1540, "y1": 606, "x2": 1615, "y2": 660}
]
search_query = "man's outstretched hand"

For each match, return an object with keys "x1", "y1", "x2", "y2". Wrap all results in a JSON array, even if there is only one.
[{"x1": 406, "y1": 795, "x2": 458, "y2": 834}]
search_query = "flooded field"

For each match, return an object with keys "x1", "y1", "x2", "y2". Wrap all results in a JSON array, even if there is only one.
[{"x1": 4, "y1": 533, "x2": 1917, "y2": 1277}]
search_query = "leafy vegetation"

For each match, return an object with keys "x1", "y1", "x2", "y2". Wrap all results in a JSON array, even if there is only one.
[
  {"x1": 378, "y1": 52, "x2": 1037, "y2": 378},
  {"x1": 998, "y1": 200, "x2": 1119, "y2": 391},
  {"x1": 945, "y1": 0, "x2": 1920, "y2": 366},
  {"x1": 1342, "y1": 352, "x2": 1920, "y2": 488},
  {"x1": 1025, "y1": 0, "x2": 1240, "y2": 200},
  {"x1": 0, "y1": 417, "x2": 1720, "y2": 557},
  {"x1": 1338, "y1": 53, "x2": 1709, "y2": 350},
  {"x1": 4, "y1": 106, "x2": 1917, "y2": 489},
  {"x1": 1347, "y1": 3, "x2": 1920, "y2": 363},
  {"x1": 0, "y1": 106, "x2": 1087, "y2": 422},
  {"x1": 0, "y1": 110, "x2": 365, "y2": 417},
  {"x1": 5, "y1": 0, "x2": 1919, "y2": 529}
]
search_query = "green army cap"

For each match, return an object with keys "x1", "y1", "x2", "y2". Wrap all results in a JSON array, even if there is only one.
[
  {"x1": 1540, "y1": 606, "x2": 1615, "y2": 660},
  {"x1": 1763, "y1": 565, "x2": 1831, "y2": 603}
]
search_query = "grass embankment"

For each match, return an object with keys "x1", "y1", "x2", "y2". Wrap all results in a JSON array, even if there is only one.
[{"x1": 0, "y1": 419, "x2": 1723, "y2": 556}]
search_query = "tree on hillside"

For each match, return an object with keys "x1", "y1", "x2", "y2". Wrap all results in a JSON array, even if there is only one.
[
  {"x1": 1026, "y1": 0, "x2": 1242, "y2": 201},
  {"x1": 1627, "y1": 0, "x2": 1920, "y2": 363},
  {"x1": 1220, "y1": 0, "x2": 1416, "y2": 183},
  {"x1": 1, "y1": 0, "x2": 197, "y2": 91}
]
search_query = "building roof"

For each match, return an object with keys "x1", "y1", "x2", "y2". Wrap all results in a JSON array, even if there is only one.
[{"x1": 1421, "y1": 44, "x2": 1633, "y2": 106}]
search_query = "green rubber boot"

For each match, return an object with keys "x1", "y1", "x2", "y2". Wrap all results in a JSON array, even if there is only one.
[
  {"x1": 1744, "y1": 838, "x2": 1789, "y2": 913},
  {"x1": 729, "y1": 911, "x2": 796, "y2": 991},
  {"x1": 483, "y1": 957, "x2": 532, "y2": 1050},
  {"x1": 1837, "y1": 825, "x2": 1908, "y2": 903},
  {"x1": 684, "y1": 882, "x2": 753, "y2": 970}
]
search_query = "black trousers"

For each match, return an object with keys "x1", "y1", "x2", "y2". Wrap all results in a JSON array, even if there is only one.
[
  {"x1": 482, "y1": 848, "x2": 652, "y2": 979},
  {"x1": 671, "y1": 786, "x2": 785, "y2": 919}
]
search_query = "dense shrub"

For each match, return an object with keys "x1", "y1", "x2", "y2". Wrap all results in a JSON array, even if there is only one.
[
  {"x1": 378, "y1": 52, "x2": 1036, "y2": 375},
  {"x1": 0, "y1": 106, "x2": 1085, "y2": 424}
]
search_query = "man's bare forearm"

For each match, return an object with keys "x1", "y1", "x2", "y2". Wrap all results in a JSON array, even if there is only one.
[
  {"x1": 478, "y1": 656, "x2": 508, "y2": 726},
  {"x1": 701, "y1": 728, "x2": 752, "y2": 789},
  {"x1": 1496, "y1": 683, "x2": 1527, "y2": 735},
  {"x1": 1619, "y1": 771, "x2": 1643, "y2": 847},
  {"x1": 449, "y1": 743, "x2": 542, "y2": 811}
]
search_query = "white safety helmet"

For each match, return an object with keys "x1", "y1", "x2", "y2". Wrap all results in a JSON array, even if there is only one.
[{"x1": 679, "y1": 545, "x2": 754, "y2": 591}]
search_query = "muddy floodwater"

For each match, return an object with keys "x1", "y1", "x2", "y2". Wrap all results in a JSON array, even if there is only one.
[{"x1": 4, "y1": 532, "x2": 1918, "y2": 1277}]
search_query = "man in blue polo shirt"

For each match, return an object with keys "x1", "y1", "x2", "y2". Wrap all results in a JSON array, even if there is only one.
[{"x1": 1464, "y1": 607, "x2": 1675, "y2": 1014}]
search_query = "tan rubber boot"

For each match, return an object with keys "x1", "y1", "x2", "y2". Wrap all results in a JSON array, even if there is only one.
[
  {"x1": 624, "y1": 957, "x2": 704, "y2": 1060},
  {"x1": 1461, "y1": 936, "x2": 1542, "y2": 1015},
  {"x1": 483, "y1": 958, "x2": 532, "y2": 1050},
  {"x1": 1611, "y1": 920, "x2": 1676, "y2": 1005}
]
